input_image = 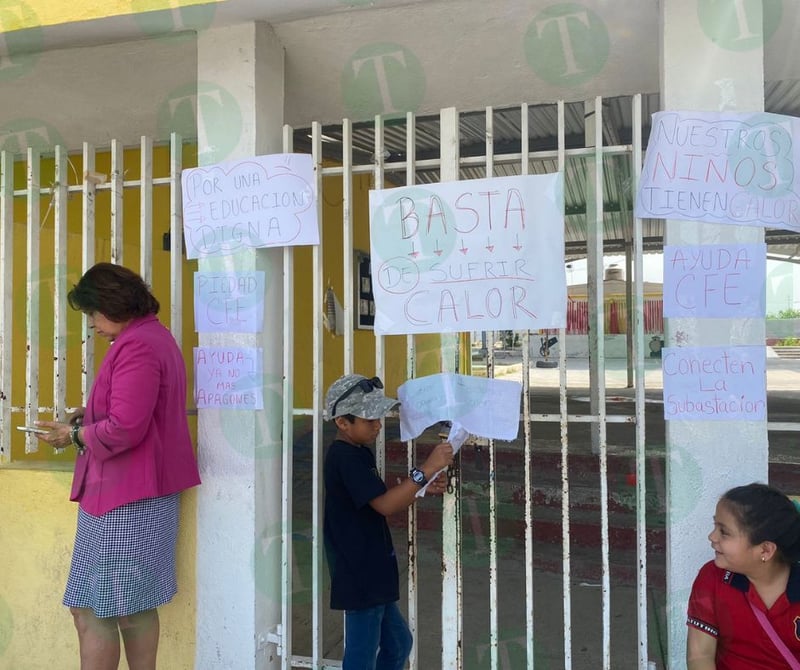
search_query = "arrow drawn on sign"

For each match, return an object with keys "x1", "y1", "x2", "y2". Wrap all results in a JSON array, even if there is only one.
[
  {"x1": 408, "y1": 242, "x2": 420, "y2": 258},
  {"x1": 459, "y1": 239, "x2": 469, "y2": 255},
  {"x1": 486, "y1": 237, "x2": 494, "y2": 252},
  {"x1": 434, "y1": 239, "x2": 443, "y2": 256},
  {"x1": 513, "y1": 234, "x2": 523, "y2": 251}
]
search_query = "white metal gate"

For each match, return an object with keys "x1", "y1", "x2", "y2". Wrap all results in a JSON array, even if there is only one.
[
  {"x1": 0, "y1": 136, "x2": 185, "y2": 459},
  {"x1": 0, "y1": 95, "x2": 659, "y2": 669},
  {"x1": 282, "y1": 96, "x2": 656, "y2": 670}
]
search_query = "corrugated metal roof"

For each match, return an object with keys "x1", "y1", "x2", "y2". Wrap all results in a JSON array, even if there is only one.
[{"x1": 296, "y1": 92, "x2": 800, "y2": 259}]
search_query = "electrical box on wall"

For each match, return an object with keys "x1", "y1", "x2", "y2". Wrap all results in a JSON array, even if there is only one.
[{"x1": 355, "y1": 251, "x2": 375, "y2": 330}]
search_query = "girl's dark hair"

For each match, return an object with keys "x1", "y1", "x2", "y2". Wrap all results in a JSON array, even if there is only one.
[
  {"x1": 722, "y1": 483, "x2": 800, "y2": 563},
  {"x1": 67, "y1": 262, "x2": 159, "y2": 321}
]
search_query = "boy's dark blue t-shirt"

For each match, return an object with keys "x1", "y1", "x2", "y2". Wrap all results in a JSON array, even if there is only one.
[{"x1": 323, "y1": 439, "x2": 400, "y2": 610}]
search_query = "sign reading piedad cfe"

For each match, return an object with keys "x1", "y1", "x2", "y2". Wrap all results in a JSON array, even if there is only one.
[{"x1": 194, "y1": 271, "x2": 265, "y2": 333}]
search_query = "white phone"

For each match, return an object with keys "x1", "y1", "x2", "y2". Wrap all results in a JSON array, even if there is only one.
[{"x1": 17, "y1": 425, "x2": 48, "y2": 435}]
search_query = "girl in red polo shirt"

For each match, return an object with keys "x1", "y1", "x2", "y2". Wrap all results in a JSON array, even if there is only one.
[{"x1": 687, "y1": 483, "x2": 800, "y2": 669}]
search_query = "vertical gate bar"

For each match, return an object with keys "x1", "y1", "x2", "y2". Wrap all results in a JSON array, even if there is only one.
[
  {"x1": 592, "y1": 96, "x2": 611, "y2": 670},
  {"x1": 373, "y1": 114, "x2": 387, "y2": 478},
  {"x1": 439, "y1": 106, "x2": 462, "y2": 670},
  {"x1": 405, "y1": 110, "x2": 420, "y2": 670},
  {"x1": 81, "y1": 143, "x2": 96, "y2": 401},
  {"x1": 53, "y1": 146, "x2": 68, "y2": 421},
  {"x1": 405, "y1": 329, "x2": 419, "y2": 665},
  {"x1": 631, "y1": 94, "x2": 649, "y2": 670},
  {"x1": 484, "y1": 106, "x2": 499, "y2": 670},
  {"x1": 557, "y1": 99, "x2": 573, "y2": 670},
  {"x1": 169, "y1": 133, "x2": 182, "y2": 343},
  {"x1": 140, "y1": 136, "x2": 153, "y2": 285},
  {"x1": 519, "y1": 104, "x2": 529, "y2": 180},
  {"x1": 25, "y1": 149, "x2": 40, "y2": 453},
  {"x1": 519, "y1": 103, "x2": 537, "y2": 670},
  {"x1": 485, "y1": 106, "x2": 494, "y2": 177},
  {"x1": 0, "y1": 152, "x2": 13, "y2": 463},
  {"x1": 625, "y1": 246, "x2": 634, "y2": 389},
  {"x1": 281, "y1": 124, "x2": 295, "y2": 670},
  {"x1": 486, "y1": 331, "x2": 495, "y2": 380},
  {"x1": 342, "y1": 119, "x2": 354, "y2": 373},
  {"x1": 110, "y1": 139, "x2": 124, "y2": 265},
  {"x1": 310, "y1": 122, "x2": 325, "y2": 669}
]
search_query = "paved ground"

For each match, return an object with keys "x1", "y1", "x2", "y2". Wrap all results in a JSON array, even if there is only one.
[{"x1": 289, "y1": 355, "x2": 800, "y2": 669}]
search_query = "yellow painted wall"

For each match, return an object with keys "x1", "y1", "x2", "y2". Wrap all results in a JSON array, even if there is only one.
[
  {"x1": 12, "y1": 0, "x2": 219, "y2": 31},
  {"x1": 0, "y1": 468, "x2": 197, "y2": 670}
]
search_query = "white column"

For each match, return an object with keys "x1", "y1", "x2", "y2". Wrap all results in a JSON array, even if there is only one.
[
  {"x1": 195, "y1": 22, "x2": 285, "y2": 670},
  {"x1": 660, "y1": 2, "x2": 766, "y2": 666}
]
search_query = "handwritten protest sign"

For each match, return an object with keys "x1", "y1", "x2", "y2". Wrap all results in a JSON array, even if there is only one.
[
  {"x1": 635, "y1": 111, "x2": 800, "y2": 232},
  {"x1": 194, "y1": 271, "x2": 265, "y2": 332},
  {"x1": 194, "y1": 347, "x2": 263, "y2": 409},
  {"x1": 369, "y1": 173, "x2": 566, "y2": 335},
  {"x1": 397, "y1": 373, "x2": 522, "y2": 441},
  {"x1": 181, "y1": 153, "x2": 318, "y2": 259},
  {"x1": 662, "y1": 346, "x2": 766, "y2": 421},
  {"x1": 663, "y1": 244, "x2": 765, "y2": 318}
]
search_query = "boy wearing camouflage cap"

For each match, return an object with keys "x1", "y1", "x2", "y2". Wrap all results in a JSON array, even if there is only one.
[{"x1": 323, "y1": 373, "x2": 454, "y2": 670}]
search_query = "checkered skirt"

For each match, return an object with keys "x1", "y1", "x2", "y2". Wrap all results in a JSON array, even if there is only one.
[{"x1": 63, "y1": 494, "x2": 180, "y2": 618}]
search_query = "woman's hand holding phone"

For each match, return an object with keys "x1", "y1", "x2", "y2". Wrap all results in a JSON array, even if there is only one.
[{"x1": 21, "y1": 420, "x2": 75, "y2": 450}]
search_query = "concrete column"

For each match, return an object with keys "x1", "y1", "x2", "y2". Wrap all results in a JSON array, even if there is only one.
[
  {"x1": 659, "y1": 2, "x2": 766, "y2": 666},
  {"x1": 194, "y1": 23, "x2": 285, "y2": 670}
]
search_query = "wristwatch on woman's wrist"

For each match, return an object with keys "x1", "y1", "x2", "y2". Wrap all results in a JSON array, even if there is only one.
[{"x1": 70, "y1": 423, "x2": 86, "y2": 455}]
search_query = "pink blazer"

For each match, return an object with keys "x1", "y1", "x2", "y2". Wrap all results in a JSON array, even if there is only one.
[{"x1": 71, "y1": 315, "x2": 201, "y2": 515}]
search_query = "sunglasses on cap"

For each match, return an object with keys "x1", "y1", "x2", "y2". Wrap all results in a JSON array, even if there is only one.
[{"x1": 331, "y1": 376, "x2": 383, "y2": 417}]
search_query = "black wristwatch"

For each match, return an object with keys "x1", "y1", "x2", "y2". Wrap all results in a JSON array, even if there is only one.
[
  {"x1": 410, "y1": 467, "x2": 427, "y2": 486},
  {"x1": 70, "y1": 423, "x2": 86, "y2": 455}
]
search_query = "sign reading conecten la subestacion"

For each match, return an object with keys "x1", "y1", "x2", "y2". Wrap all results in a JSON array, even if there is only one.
[
  {"x1": 635, "y1": 110, "x2": 800, "y2": 232},
  {"x1": 662, "y1": 345, "x2": 766, "y2": 421},
  {"x1": 181, "y1": 154, "x2": 318, "y2": 259},
  {"x1": 368, "y1": 173, "x2": 566, "y2": 335}
]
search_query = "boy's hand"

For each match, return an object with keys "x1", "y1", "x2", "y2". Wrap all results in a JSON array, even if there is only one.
[
  {"x1": 423, "y1": 442, "x2": 454, "y2": 473},
  {"x1": 425, "y1": 472, "x2": 448, "y2": 495}
]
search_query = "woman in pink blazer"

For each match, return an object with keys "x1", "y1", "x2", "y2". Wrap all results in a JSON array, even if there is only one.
[{"x1": 38, "y1": 262, "x2": 201, "y2": 670}]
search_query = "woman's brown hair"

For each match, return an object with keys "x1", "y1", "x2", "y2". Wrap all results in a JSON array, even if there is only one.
[{"x1": 67, "y1": 262, "x2": 160, "y2": 321}]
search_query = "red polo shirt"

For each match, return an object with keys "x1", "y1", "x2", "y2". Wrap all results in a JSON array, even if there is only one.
[{"x1": 687, "y1": 560, "x2": 800, "y2": 669}]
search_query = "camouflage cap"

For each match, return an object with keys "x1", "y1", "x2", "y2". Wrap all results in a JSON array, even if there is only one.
[{"x1": 325, "y1": 373, "x2": 400, "y2": 420}]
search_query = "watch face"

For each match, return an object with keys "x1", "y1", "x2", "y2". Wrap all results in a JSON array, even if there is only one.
[{"x1": 411, "y1": 469, "x2": 425, "y2": 484}]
